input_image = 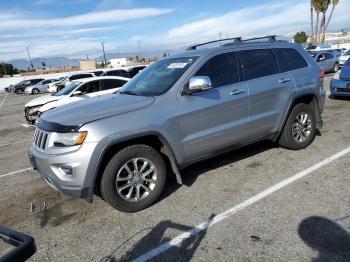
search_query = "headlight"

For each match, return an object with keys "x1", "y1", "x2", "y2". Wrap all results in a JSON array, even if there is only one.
[
  {"x1": 28, "y1": 106, "x2": 42, "y2": 115},
  {"x1": 52, "y1": 131, "x2": 87, "y2": 147}
]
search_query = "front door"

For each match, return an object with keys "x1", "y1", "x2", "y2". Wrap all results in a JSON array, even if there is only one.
[{"x1": 178, "y1": 52, "x2": 250, "y2": 161}]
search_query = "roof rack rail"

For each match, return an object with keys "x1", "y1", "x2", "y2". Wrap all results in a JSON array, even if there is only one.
[{"x1": 187, "y1": 35, "x2": 277, "y2": 50}]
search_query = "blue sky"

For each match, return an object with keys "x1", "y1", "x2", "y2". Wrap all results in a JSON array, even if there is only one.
[{"x1": 1, "y1": 0, "x2": 349, "y2": 61}]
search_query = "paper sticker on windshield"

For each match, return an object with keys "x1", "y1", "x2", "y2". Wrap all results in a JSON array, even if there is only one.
[{"x1": 168, "y1": 63, "x2": 187, "y2": 69}]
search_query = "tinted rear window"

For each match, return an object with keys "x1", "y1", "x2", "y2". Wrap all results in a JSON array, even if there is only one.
[
  {"x1": 195, "y1": 52, "x2": 239, "y2": 88},
  {"x1": 274, "y1": 48, "x2": 308, "y2": 72},
  {"x1": 239, "y1": 49, "x2": 279, "y2": 81}
]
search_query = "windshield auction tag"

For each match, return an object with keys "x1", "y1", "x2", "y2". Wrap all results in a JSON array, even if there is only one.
[{"x1": 167, "y1": 63, "x2": 187, "y2": 69}]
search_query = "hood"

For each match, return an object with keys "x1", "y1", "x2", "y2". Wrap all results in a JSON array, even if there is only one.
[
  {"x1": 25, "y1": 94, "x2": 64, "y2": 107},
  {"x1": 38, "y1": 93, "x2": 155, "y2": 131},
  {"x1": 39, "y1": 96, "x2": 79, "y2": 112},
  {"x1": 340, "y1": 64, "x2": 350, "y2": 81}
]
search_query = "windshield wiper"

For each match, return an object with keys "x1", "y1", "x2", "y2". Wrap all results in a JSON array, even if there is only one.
[{"x1": 119, "y1": 90, "x2": 140, "y2": 96}]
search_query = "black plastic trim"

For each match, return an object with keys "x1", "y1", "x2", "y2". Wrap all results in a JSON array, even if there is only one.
[{"x1": 37, "y1": 118, "x2": 81, "y2": 133}]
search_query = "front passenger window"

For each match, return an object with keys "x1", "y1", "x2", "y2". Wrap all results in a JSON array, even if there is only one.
[{"x1": 195, "y1": 52, "x2": 239, "y2": 88}]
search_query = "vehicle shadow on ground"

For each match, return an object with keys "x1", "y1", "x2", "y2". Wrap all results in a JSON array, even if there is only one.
[
  {"x1": 298, "y1": 216, "x2": 350, "y2": 261},
  {"x1": 161, "y1": 141, "x2": 277, "y2": 200},
  {"x1": 100, "y1": 214, "x2": 214, "y2": 262},
  {"x1": 328, "y1": 95, "x2": 350, "y2": 101}
]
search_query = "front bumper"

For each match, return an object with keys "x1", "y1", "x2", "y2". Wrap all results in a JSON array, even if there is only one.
[
  {"x1": 28, "y1": 141, "x2": 98, "y2": 200},
  {"x1": 330, "y1": 79, "x2": 350, "y2": 96}
]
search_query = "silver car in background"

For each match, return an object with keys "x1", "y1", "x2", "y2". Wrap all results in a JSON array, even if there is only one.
[
  {"x1": 308, "y1": 51, "x2": 339, "y2": 73},
  {"x1": 24, "y1": 79, "x2": 59, "y2": 94}
]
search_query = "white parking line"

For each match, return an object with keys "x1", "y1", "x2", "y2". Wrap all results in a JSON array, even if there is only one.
[
  {"x1": 0, "y1": 167, "x2": 33, "y2": 178},
  {"x1": 0, "y1": 93, "x2": 8, "y2": 110},
  {"x1": 133, "y1": 145, "x2": 350, "y2": 262},
  {"x1": 0, "y1": 139, "x2": 32, "y2": 148}
]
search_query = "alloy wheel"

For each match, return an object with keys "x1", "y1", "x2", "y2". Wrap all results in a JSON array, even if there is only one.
[
  {"x1": 292, "y1": 112, "x2": 312, "y2": 143},
  {"x1": 115, "y1": 158, "x2": 157, "y2": 202}
]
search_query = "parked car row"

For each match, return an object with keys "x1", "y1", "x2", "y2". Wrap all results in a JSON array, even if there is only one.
[
  {"x1": 4, "y1": 65, "x2": 146, "y2": 95},
  {"x1": 28, "y1": 35, "x2": 326, "y2": 212},
  {"x1": 24, "y1": 76, "x2": 129, "y2": 124}
]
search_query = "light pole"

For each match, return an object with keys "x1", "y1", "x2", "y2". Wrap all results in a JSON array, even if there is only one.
[
  {"x1": 138, "y1": 40, "x2": 142, "y2": 61},
  {"x1": 26, "y1": 47, "x2": 33, "y2": 71},
  {"x1": 101, "y1": 42, "x2": 107, "y2": 67}
]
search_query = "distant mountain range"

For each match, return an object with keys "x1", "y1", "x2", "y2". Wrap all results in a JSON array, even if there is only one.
[
  {"x1": 9, "y1": 57, "x2": 80, "y2": 70},
  {"x1": 9, "y1": 49, "x2": 173, "y2": 70}
]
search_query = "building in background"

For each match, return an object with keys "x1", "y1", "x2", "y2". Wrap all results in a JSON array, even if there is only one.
[
  {"x1": 109, "y1": 58, "x2": 127, "y2": 68},
  {"x1": 80, "y1": 60, "x2": 96, "y2": 70}
]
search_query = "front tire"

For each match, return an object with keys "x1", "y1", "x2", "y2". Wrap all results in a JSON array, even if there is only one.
[
  {"x1": 32, "y1": 88, "x2": 39, "y2": 94},
  {"x1": 100, "y1": 145, "x2": 167, "y2": 212},
  {"x1": 278, "y1": 103, "x2": 316, "y2": 150}
]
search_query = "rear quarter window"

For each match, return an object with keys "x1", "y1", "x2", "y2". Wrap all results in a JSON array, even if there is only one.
[
  {"x1": 274, "y1": 48, "x2": 308, "y2": 72},
  {"x1": 239, "y1": 49, "x2": 279, "y2": 81}
]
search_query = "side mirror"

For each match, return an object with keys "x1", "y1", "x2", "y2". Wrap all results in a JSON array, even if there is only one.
[
  {"x1": 189, "y1": 76, "x2": 212, "y2": 93},
  {"x1": 72, "y1": 91, "x2": 82, "y2": 96}
]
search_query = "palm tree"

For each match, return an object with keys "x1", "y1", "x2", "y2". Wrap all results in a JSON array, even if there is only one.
[
  {"x1": 325, "y1": 0, "x2": 339, "y2": 31},
  {"x1": 312, "y1": 0, "x2": 322, "y2": 43},
  {"x1": 310, "y1": 0, "x2": 314, "y2": 43},
  {"x1": 319, "y1": 0, "x2": 330, "y2": 43}
]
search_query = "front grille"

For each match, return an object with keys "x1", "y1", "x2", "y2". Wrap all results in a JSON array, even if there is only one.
[{"x1": 33, "y1": 128, "x2": 49, "y2": 150}]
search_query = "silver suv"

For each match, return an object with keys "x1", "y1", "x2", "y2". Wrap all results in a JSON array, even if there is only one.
[{"x1": 28, "y1": 36, "x2": 326, "y2": 212}]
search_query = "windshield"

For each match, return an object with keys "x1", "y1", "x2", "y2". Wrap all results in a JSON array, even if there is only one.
[
  {"x1": 53, "y1": 81, "x2": 81, "y2": 96},
  {"x1": 120, "y1": 56, "x2": 198, "y2": 96},
  {"x1": 344, "y1": 50, "x2": 350, "y2": 56}
]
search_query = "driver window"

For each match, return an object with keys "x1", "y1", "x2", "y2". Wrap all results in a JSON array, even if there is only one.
[
  {"x1": 195, "y1": 52, "x2": 239, "y2": 88},
  {"x1": 77, "y1": 81, "x2": 100, "y2": 94}
]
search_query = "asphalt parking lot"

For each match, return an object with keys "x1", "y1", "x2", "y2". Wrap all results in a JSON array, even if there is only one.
[{"x1": 1, "y1": 76, "x2": 350, "y2": 261}]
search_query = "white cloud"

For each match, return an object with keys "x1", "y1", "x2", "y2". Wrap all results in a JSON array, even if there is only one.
[
  {"x1": 0, "y1": 8, "x2": 173, "y2": 31},
  {"x1": 134, "y1": 0, "x2": 350, "y2": 49}
]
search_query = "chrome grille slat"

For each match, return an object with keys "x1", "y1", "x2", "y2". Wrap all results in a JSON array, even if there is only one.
[{"x1": 33, "y1": 128, "x2": 49, "y2": 150}]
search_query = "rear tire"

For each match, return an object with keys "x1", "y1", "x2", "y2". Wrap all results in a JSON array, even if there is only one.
[
  {"x1": 15, "y1": 89, "x2": 22, "y2": 94},
  {"x1": 333, "y1": 62, "x2": 339, "y2": 73},
  {"x1": 278, "y1": 103, "x2": 316, "y2": 150},
  {"x1": 100, "y1": 145, "x2": 167, "y2": 212}
]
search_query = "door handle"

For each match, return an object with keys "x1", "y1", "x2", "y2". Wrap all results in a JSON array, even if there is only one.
[
  {"x1": 278, "y1": 77, "x2": 291, "y2": 83},
  {"x1": 230, "y1": 89, "x2": 245, "y2": 95}
]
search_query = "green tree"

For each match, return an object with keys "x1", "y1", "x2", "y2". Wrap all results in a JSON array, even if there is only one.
[
  {"x1": 0, "y1": 63, "x2": 18, "y2": 76},
  {"x1": 293, "y1": 31, "x2": 308, "y2": 43}
]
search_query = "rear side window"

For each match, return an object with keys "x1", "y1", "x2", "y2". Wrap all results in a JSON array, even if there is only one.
[
  {"x1": 239, "y1": 49, "x2": 279, "y2": 80},
  {"x1": 100, "y1": 79, "x2": 127, "y2": 90},
  {"x1": 274, "y1": 48, "x2": 308, "y2": 72},
  {"x1": 195, "y1": 52, "x2": 239, "y2": 88}
]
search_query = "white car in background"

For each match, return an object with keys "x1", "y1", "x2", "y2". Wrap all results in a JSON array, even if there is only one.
[
  {"x1": 47, "y1": 73, "x2": 95, "y2": 93},
  {"x1": 24, "y1": 76, "x2": 129, "y2": 125},
  {"x1": 24, "y1": 79, "x2": 59, "y2": 94},
  {"x1": 339, "y1": 49, "x2": 350, "y2": 66}
]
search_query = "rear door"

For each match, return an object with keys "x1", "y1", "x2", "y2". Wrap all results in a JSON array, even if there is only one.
[
  {"x1": 238, "y1": 48, "x2": 295, "y2": 136},
  {"x1": 178, "y1": 52, "x2": 250, "y2": 160}
]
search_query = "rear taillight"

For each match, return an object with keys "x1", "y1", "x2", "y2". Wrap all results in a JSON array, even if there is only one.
[{"x1": 320, "y1": 69, "x2": 325, "y2": 78}]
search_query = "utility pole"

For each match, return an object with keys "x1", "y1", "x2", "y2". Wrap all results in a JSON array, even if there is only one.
[
  {"x1": 218, "y1": 32, "x2": 222, "y2": 46},
  {"x1": 26, "y1": 47, "x2": 33, "y2": 71},
  {"x1": 101, "y1": 42, "x2": 107, "y2": 67},
  {"x1": 138, "y1": 40, "x2": 142, "y2": 61}
]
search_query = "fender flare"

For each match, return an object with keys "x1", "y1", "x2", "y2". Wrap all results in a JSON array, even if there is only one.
[{"x1": 84, "y1": 131, "x2": 182, "y2": 202}]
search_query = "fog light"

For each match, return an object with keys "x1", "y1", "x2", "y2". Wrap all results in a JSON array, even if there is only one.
[{"x1": 60, "y1": 166, "x2": 72, "y2": 176}]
